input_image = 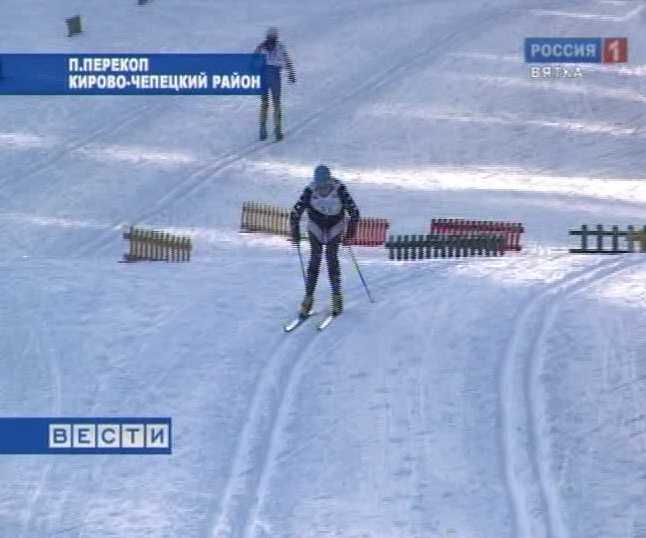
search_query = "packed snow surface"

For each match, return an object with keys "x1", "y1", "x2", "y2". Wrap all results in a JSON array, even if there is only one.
[{"x1": 0, "y1": 0, "x2": 645, "y2": 537}]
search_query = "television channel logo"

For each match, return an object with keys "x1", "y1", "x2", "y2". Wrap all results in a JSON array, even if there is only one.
[
  {"x1": 0, "y1": 417, "x2": 172, "y2": 454},
  {"x1": 525, "y1": 37, "x2": 628, "y2": 63}
]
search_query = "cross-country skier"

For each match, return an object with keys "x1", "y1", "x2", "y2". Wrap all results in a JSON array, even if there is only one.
[
  {"x1": 254, "y1": 27, "x2": 296, "y2": 141},
  {"x1": 290, "y1": 165, "x2": 360, "y2": 317}
]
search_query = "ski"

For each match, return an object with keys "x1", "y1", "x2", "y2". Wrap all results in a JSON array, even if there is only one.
[
  {"x1": 317, "y1": 313, "x2": 339, "y2": 331},
  {"x1": 283, "y1": 312, "x2": 313, "y2": 333}
]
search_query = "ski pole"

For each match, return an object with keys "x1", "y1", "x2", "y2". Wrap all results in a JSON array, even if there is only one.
[{"x1": 347, "y1": 246, "x2": 375, "y2": 303}]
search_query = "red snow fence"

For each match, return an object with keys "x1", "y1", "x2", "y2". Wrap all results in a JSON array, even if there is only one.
[
  {"x1": 240, "y1": 201, "x2": 291, "y2": 237},
  {"x1": 343, "y1": 217, "x2": 389, "y2": 247},
  {"x1": 430, "y1": 218, "x2": 524, "y2": 252},
  {"x1": 122, "y1": 226, "x2": 192, "y2": 262}
]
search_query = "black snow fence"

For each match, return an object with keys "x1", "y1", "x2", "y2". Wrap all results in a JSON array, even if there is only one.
[
  {"x1": 569, "y1": 224, "x2": 646, "y2": 254},
  {"x1": 385, "y1": 233, "x2": 506, "y2": 261}
]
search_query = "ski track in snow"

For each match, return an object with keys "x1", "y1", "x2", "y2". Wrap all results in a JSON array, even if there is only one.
[
  {"x1": 0, "y1": 100, "x2": 165, "y2": 196},
  {"x1": 242, "y1": 291, "x2": 389, "y2": 538},
  {"x1": 242, "y1": 265, "x2": 445, "y2": 538},
  {"x1": 18, "y1": 297, "x2": 63, "y2": 538},
  {"x1": 608, "y1": 321, "x2": 646, "y2": 459},
  {"x1": 211, "y1": 310, "x2": 343, "y2": 538},
  {"x1": 212, "y1": 267, "x2": 423, "y2": 538},
  {"x1": 77, "y1": 4, "x2": 514, "y2": 259},
  {"x1": 238, "y1": 329, "x2": 327, "y2": 538},
  {"x1": 500, "y1": 256, "x2": 639, "y2": 538}
]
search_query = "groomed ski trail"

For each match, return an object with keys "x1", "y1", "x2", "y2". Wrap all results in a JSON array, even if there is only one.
[
  {"x1": 211, "y1": 268, "x2": 418, "y2": 538},
  {"x1": 0, "y1": 100, "x2": 166, "y2": 195},
  {"x1": 499, "y1": 256, "x2": 638, "y2": 538},
  {"x1": 17, "y1": 295, "x2": 63, "y2": 538},
  {"x1": 240, "y1": 264, "x2": 443, "y2": 538}
]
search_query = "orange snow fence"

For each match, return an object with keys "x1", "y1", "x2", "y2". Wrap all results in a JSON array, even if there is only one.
[
  {"x1": 123, "y1": 227, "x2": 192, "y2": 262},
  {"x1": 240, "y1": 201, "x2": 291, "y2": 237},
  {"x1": 240, "y1": 201, "x2": 389, "y2": 246},
  {"x1": 343, "y1": 218, "x2": 390, "y2": 247}
]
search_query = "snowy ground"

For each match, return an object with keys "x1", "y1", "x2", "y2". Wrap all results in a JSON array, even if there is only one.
[{"x1": 0, "y1": 0, "x2": 645, "y2": 537}]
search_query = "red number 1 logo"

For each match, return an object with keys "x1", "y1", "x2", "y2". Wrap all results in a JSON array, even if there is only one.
[{"x1": 603, "y1": 38, "x2": 628, "y2": 63}]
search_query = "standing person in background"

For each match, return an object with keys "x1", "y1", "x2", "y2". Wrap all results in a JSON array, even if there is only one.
[
  {"x1": 290, "y1": 165, "x2": 360, "y2": 317},
  {"x1": 254, "y1": 27, "x2": 296, "y2": 141}
]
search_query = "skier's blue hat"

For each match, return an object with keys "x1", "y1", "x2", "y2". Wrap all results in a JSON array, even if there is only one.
[{"x1": 313, "y1": 165, "x2": 331, "y2": 184}]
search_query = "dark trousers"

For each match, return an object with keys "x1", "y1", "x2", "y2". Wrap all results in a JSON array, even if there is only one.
[
  {"x1": 306, "y1": 232, "x2": 341, "y2": 295},
  {"x1": 260, "y1": 66, "x2": 282, "y2": 135}
]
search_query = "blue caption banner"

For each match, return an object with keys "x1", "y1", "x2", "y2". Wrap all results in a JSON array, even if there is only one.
[
  {"x1": 525, "y1": 38, "x2": 602, "y2": 63},
  {"x1": 0, "y1": 53, "x2": 265, "y2": 95},
  {"x1": 0, "y1": 417, "x2": 172, "y2": 454}
]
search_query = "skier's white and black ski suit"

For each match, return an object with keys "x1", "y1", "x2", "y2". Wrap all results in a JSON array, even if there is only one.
[{"x1": 290, "y1": 179, "x2": 360, "y2": 295}]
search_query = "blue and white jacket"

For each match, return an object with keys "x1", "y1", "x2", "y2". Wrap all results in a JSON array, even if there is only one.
[{"x1": 254, "y1": 40, "x2": 295, "y2": 78}]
